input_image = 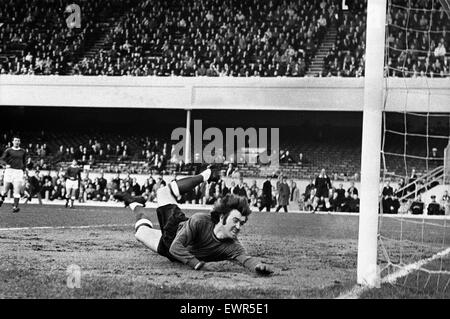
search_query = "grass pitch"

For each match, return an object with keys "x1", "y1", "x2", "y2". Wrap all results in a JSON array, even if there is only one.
[{"x1": 0, "y1": 203, "x2": 449, "y2": 299}]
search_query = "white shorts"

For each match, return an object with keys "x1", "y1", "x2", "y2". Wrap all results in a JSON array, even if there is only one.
[
  {"x1": 66, "y1": 179, "x2": 79, "y2": 190},
  {"x1": 156, "y1": 182, "x2": 180, "y2": 207},
  {"x1": 3, "y1": 168, "x2": 24, "y2": 185}
]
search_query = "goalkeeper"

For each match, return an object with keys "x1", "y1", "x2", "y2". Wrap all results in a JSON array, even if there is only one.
[{"x1": 114, "y1": 166, "x2": 274, "y2": 276}]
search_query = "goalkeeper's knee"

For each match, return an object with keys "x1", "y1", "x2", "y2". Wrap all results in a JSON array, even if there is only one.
[{"x1": 134, "y1": 219, "x2": 160, "y2": 252}]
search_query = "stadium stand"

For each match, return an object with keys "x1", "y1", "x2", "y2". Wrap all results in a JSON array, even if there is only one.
[
  {"x1": 1, "y1": 0, "x2": 342, "y2": 76},
  {"x1": 1, "y1": 0, "x2": 448, "y2": 212},
  {"x1": 0, "y1": 0, "x2": 133, "y2": 75},
  {"x1": 322, "y1": 0, "x2": 450, "y2": 77},
  {"x1": 385, "y1": 0, "x2": 450, "y2": 77},
  {"x1": 321, "y1": 0, "x2": 367, "y2": 77},
  {"x1": 1, "y1": 127, "x2": 364, "y2": 211},
  {"x1": 72, "y1": 0, "x2": 341, "y2": 76},
  {"x1": 1, "y1": 122, "x2": 444, "y2": 180},
  {"x1": 3, "y1": 120, "x2": 446, "y2": 213},
  {"x1": 1, "y1": 0, "x2": 448, "y2": 77}
]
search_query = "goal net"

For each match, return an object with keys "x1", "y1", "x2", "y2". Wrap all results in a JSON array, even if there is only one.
[{"x1": 377, "y1": 0, "x2": 450, "y2": 296}]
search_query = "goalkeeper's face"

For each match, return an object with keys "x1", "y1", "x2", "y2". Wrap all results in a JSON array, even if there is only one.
[{"x1": 220, "y1": 209, "x2": 247, "y2": 240}]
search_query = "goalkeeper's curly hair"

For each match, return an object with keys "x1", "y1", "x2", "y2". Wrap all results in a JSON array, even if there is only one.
[{"x1": 210, "y1": 194, "x2": 252, "y2": 225}]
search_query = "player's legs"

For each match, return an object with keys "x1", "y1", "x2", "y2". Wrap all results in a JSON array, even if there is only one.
[
  {"x1": 1, "y1": 169, "x2": 24, "y2": 212},
  {"x1": 23, "y1": 189, "x2": 31, "y2": 204},
  {"x1": 12, "y1": 176, "x2": 24, "y2": 213},
  {"x1": 259, "y1": 200, "x2": 269, "y2": 212},
  {"x1": 65, "y1": 180, "x2": 78, "y2": 208},
  {"x1": 132, "y1": 204, "x2": 160, "y2": 253},
  {"x1": 65, "y1": 186, "x2": 72, "y2": 207},
  {"x1": 70, "y1": 184, "x2": 78, "y2": 208},
  {"x1": 115, "y1": 167, "x2": 214, "y2": 255},
  {"x1": 69, "y1": 188, "x2": 76, "y2": 208},
  {"x1": 263, "y1": 199, "x2": 271, "y2": 212},
  {"x1": 132, "y1": 184, "x2": 182, "y2": 254},
  {"x1": 113, "y1": 191, "x2": 160, "y2": 252},
  {"x1": 1, "y1": 182, "x2": 12, "y2": 197},
  {"x1": 0, "y1": 182, "x2": 12, "y2": 208},
  {"x1": 134, "y1": 169, "x2": 212, "y2": 255},
  {"x1": 153, "y1": 185, "x2": 190, "y2": 261},
  {"x1": 36, "y1": 190, "x2": 43, "y2": 205},
  {"x1": 1, "y1": 168, "x2": 13, "y2": 208}
]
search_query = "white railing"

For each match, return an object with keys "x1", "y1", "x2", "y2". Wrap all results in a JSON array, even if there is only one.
[{"x1": 395, "y1": 166, "x2": 444, "y2": 201}]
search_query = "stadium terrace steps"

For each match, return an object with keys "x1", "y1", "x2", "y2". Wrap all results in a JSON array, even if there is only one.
[
  {"x1": 68, "y1": 17, "x2": 118, "y2": 75},
  {"x1": 307, "y1": 22, "x2": 337, "y2": 77}
]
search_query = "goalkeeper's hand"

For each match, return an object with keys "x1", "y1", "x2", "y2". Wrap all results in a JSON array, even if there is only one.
[
  {"x1": 254, "y1": 263, "x2": 274, "y2": 276},
  {"x1": 194, "y1": 261, "x2": 215, "y2": 272}
]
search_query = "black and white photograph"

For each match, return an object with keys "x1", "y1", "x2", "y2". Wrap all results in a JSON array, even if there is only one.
[{"x1": 0, "y1": 0, "x2": 450, "y2": 307}]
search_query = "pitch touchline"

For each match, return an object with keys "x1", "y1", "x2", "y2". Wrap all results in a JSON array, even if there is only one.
[
  {"x1": 336, "y1": 246, "x2": 450, "y2": 299},
  {"x1": 0, "y1": 224, "x2": 133, "y2": 231}
]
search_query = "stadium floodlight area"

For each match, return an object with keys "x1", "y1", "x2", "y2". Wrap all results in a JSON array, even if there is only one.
[{"x1": 358, "y1": 0, "x2": 450, "y2": 296}]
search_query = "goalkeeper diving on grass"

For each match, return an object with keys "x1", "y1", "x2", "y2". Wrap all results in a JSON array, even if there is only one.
[{"x1": 114, "y1": 166, "x2": 274, "y2": 275}]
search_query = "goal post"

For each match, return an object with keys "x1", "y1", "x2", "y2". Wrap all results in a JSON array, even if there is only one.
[
  {"x1": 357, "y1": 0, "x2": 387, "y2": 287},
  {"x1": 445, "y1": 140, "x2": 450, "y2": 184}
]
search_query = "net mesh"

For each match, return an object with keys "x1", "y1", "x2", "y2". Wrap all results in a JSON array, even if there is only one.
[{"x1": 378, "y1": 0, "x2": 450, "y2": 297}]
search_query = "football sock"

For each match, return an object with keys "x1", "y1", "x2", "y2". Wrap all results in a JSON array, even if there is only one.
[
  {"x1": 130, "y1": 203, "x2": 145, "y2": 221},
  {"x1": 134, "y1": 219, "x2": 158, "y2": 252},
  {"x1": 175, "y1": 169, "x2": 210, "y2": 195}
]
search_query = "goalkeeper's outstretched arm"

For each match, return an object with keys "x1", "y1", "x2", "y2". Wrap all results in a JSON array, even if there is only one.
[
  {"x1": 234, "y1": 254, "x2": 274, "y2": 276},
  {"x1": 168, "y1": 215, "x2": 274, "y2": 276}
]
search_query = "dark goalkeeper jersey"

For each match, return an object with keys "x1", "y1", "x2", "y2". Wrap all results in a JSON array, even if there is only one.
[
  {"x1": 1, "y1": 147, "x2": 26, "y2": 170},
  {"x1": 66, "y1": 166, "x2": 82, "y2": 180},
  {"x1": 169, "y1": 213, "x2": 260, "y2": 271}
]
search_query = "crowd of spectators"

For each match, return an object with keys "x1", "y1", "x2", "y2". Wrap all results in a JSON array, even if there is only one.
[
  {"x1": 16, "y1": 167, "x2": 360, "y2": 212},
  {"x1": 0, "y1": 130, "x2": 171, "y2": 174},
  {"x1": 385, "y1": 0, "x2": 450, "y2": 78},
  {"x1": 73, "y1": 0, "x2": 340, "y2": 76},
  {"x1": 11, "y1": 167, "x2": 364, "y2": 214},
  {"x1": 2, "y1": 131, "x2": 447, "y2": 215},
  {"x1": 2, "y1": 0, "x2": 448, "y2": 78},
  {"x1": 322, "y1": 1, "x2": 367, "y2": 77},
  {"x1": 47, "y1": 137, "x2": 170, "y2": 172},
  {"x1": 8, "y1": 164, "x2": 448, "y2": 216},
  {"x1": 322, "y1": 0, "x2": 450, "y2": 78},
  {"x1": 296, "y1": 169, "x2": 361, "y2": 212},
  {"x1": 1, "y1": 126, "x2": 365, "y2": 180},
  {"x1": 381, "y1": 180, "x2": 449, "y2": 215},
  {"x1": 0, "y1": 0, "x2": 122, "y2": 75},
  {"x1": 18, "y1": 169, "x2": 162, "y2": 203}
]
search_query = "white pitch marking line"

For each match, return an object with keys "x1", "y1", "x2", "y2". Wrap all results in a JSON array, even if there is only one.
[
  {"x1": 0, "y1": 223, "x2": 133, "y2": 232},
  {"x1": 336, "y1": 246, "x2": 450, "y2": 299},
  {"x1": 2, "y1": 198, "x2": 450, "y2": 219},
  {"x1": 382, "y1": 247, "x2": 450, "y2": 284},
  {"x1": 335, "y1": 284, "x2": 369, "y2": 299}
]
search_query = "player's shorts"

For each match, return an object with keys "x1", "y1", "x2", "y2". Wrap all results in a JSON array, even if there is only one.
[
  {"x1": 66, "y1": 179, "x2": 79, "y2": 190},
  {"x1": 3, "y1": 168, "x2": 24, "y2": 185},
  {"x1": 156, "y1": 184, "x2": 188, "y2": 262}
]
